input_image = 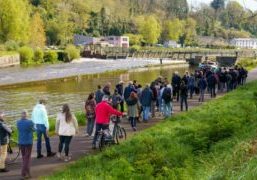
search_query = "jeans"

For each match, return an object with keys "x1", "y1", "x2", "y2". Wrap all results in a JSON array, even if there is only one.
[
  {"x1": 92, "y1": 124, "x2": 109, "y2": 145},
  {"x1": 189, "y1": 85, "x2": 194, "y2": 98},
  {"x1": 129, "y1": 117, "x2": 136, "y2": 128},
  {"x1": 36, "y1": 124, "x2": 52, "y2": 156},
  {"x1": 210, "y1": 86, "x2": 216, "y2": 98},
  {"x1": 120, "y1": 101, "x2": 124, "y2": 112},
  {"x1": 20, "y1": 145, "x2": 32, "y2": 177},
  {"x1": 86, "y1": 117, "x2": 95, "y2": 136},
  {"x1": 163, "y1": 101, "x2": 172, "y2": 118},
  {"x1": 58, "y1": 136, "x2": 73, "y2": 156},
  {"x1": 0, "y1": 144, "x2": 7, "y2": 169},
  {"x1": 199, "y1": 89, "x2": 205, "y2": 102},
  {"x1": 180, "y1": 96, "x2": 188, "y2": 111},
  {"x1": 158, "y1": 97, "x2": 163, "y2": 113},
  {"x1": 142, "y1": 106, "x2": 150, "y2": 121}
]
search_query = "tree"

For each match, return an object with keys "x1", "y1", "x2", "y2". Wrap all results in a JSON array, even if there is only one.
[
  {"x1": 29, "y1": 12, "x2": 46, "y2": 48},
  {"x1": 211, "y1": 0, "x2": 225, "y2": 11},
  {"x1": 0, "y1": 0, "x2": 31, "y2": 43},
  {"x1": 166, "y1": 0, "x2": 188, "y2": 19},
  {"x1": 180, "y1": 18, "x2": 197, "y2": 46},
  {"x1": 124, "y1": 33, "x2": 143, "y2": 46},
  {"x1": 162, "y1": 18, "x2": 183, "y2": 42},
  {"x1": 135, "y1": 15, "x2": 161, "y2": 45},
  {"x1": 220, "y1": 1, "x2": 246, "y2": 30}
]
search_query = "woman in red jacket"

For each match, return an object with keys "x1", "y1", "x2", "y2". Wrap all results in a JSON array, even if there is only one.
[{"x1": 92, "y1": 96, "x2": 123, "y2": 149}]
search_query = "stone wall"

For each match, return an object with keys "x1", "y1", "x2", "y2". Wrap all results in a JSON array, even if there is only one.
[{"x1": 0, "y1": 54, "x2": 20, "y2": 68}]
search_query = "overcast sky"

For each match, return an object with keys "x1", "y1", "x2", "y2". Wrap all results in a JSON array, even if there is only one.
[{"x1": 188, "y1": 0, "x2": 257, "y2": 11}]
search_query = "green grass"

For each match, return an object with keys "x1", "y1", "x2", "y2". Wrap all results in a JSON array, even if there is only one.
[{"x1": 44, "y1": 81, "x2": 257, "y2": 179}]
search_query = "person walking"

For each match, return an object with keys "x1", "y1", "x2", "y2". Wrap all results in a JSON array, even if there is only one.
[
  {"x1": 32, "y1": 99, "x2": 55, "y2": 159},
  {"x1": 103, "y1": 82, "x2": 112, "y2": 96},
  {"x1": 95, "y1": 85, "x2": 104, "y2": 104},
  {"x1": 0, "y1": 112, "x2": 12, "y2": 173},
  {"x1": 207, "y1": 72, "x2": 217, "y2": 98},
  {"x1": 172, "y1": 72, "x2": 181, "y2": 102},
  {"x1": 198, "y1": 75, "x2": 207, "y2": 102},
  {"x1": 188, "y1": 73, "x2": 195, "y2": 99},
  {"x1": 126, "y1": 92, "x2": 139, "y2": 131},
  {"x1": 161, "y1": 84, "x2": 173, "y2": 118},
  {"x1": 116, "y1": 81, "x2": 124, "y2": 112},
  {"x1": 150, "y1": 81, "x2": 157, "y2": 118},
  {"x1": 92, "y1": 96, "x2": 123, "y2": 149},
  {"x1": 140, "y1": 84, "x2": 153, "y2": 122},
  {"x1": 124, "y1": 81, "x2": 137, "y2": 103},
  {"x1": 85, "y1": 93, "x2": 96, "y2": 137},
  {"x1": 180, "y1": 81, "x2": 188, "y2": 111},
  {"x1": 17, "y1": 110, "x2": 34, "y2": 179},
  {"x1": 56, "y1": 104, "x2": 78, "y2": 162}
]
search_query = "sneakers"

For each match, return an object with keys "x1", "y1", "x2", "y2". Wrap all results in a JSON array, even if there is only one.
[
  {"x1": 37, "y1": 154, "x2": 44, "y2": 159},
  {"x1": 132, "y1": 127, "x2": 137, "y2": 131},
  {"x1": 64, "y1": 156, "x2": 71, "y2": 162},
  {"x1": 0, "y1": 168, "x2": 9, "y2": 173},
  {"x1": 47, "y1": 152, "x2": 56, "y2": 157},
  {"x1": 56, "y1": 152, "x2": 61, "y2": 159}
]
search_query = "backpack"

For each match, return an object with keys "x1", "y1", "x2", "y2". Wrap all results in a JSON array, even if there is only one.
[{"x1": 162, "y1": 88, "x2": 172, "y2": 103}]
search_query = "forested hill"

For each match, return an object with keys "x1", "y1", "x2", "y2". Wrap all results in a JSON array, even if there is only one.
[{"x1": 0, "y1": 0, "x2": 256, "y2": 47}]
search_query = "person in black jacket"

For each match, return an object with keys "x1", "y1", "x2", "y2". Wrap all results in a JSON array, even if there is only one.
[
  {"x1": 180, "y1": 81, "x2": 188, "y2": 111},
  {"x1": 115, "y1": 81, "x2": 124, "y2": 112},
  {"x1": 172, "y1": 72, "x2": 181, "y2": 102},
  {"x1": 0, "y1": 112, "x2": 12, "y2": 173}
]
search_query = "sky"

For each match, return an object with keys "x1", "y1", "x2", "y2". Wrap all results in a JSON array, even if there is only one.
[{"x1": 188, "y1": 0, "x2": 257, "y2": 11}]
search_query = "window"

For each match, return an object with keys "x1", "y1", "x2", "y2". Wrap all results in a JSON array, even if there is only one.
[
  {"x1": 122, "y1": 38, "x2": 128, "y2": 41},
  {"x1": 109, "y1": 37, "x2": 114, "y2": 41}
]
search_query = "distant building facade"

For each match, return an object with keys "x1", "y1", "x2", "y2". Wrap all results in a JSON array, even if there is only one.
[
  {"x1": 163, "y1": 40, "x2": 181, "y2": 48},
  {"x1": 74, "y1": 34, "x2": 129, "y2": 48},
  {"x1": 230, "y1": 38, "x2": 257, "y2": 49}
]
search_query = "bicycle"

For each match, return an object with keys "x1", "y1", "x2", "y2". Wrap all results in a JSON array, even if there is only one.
[
  {"x1": 6, "y1": 138, "x2": 20, "y2": 164},
  {"x1": 97, "y1": 116, "x2": 127, "y2": 151}
]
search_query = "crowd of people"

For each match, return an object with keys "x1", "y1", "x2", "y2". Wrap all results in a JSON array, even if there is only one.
[{"x1": 0, "y1": 65, "x2": 248, "y2": 179}]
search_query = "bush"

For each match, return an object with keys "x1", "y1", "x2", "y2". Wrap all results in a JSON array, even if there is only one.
[
  {"x1": 19, "y1": 46, "x2": 34, "y2": 64},
  {"x1": 5, "y1": 40, "x2": 20, "y2": 51},
  {"x1": 57, "y1": 51, "x2": 69, "y2": 62},
  {"x1": 130, "y1": 45, "x2": 141, "y2": 53},
  {"x1": 34, "y1": 48, "x2": 44, "y2": 63},
  {"x1": 65, "y1": 44, "x2": 80, "y2": 62},
  {"x1": 44, "y1": 50, "x2": 58, "y2": 63}
]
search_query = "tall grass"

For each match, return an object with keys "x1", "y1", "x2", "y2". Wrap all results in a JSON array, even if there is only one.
[{"x1": 45, "y1": 81, "x2": 257, "y2": 179}]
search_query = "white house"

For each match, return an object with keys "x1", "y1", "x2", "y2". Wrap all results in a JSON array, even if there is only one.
[
  {"x1": 163, "y1": 40, "x2": 181, "y2": 48},
  {"x1": 105, "y1": 36, "x2": 129, "y2": 48},
  {"x1": 230, "y1": 38, "x2": 257, "y2": 49},
  {"x1": 74, "y1": 34, "x2": 129, "y2": 48}
]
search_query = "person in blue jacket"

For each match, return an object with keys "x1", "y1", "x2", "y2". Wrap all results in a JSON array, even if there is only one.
[
  {"x1": 140, "y1": 84, "x2": 153, "y2": 122},
  {"x1": 17, "y1": 110, "x2": 34, "y2": 179}
]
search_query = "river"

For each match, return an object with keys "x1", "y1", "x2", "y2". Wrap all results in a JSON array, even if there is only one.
[{"x1": 1, "y1": 64, "x2": 194, "y2": 124}]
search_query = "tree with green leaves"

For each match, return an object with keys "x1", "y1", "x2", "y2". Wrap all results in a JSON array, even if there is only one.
[
  {"x1": 180, "y1": 18, "x2": 197, "y2": 46},
  {"x1": 162, "y1": 18, "x2": 183, "y2": 42},
  {"x1": 135, "y1": 15, "x2": 161, "y2": 45},
  {"x1": 29, "y1": 12, "x2": 46, "y2": 48},
  {"x1": 211, "y1": 0, "x2": 225, "y2": 11},
  {"x1": 0, "y1": 0, "x2": 31, "y2": 43}
]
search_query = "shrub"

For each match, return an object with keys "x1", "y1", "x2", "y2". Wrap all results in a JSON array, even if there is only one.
[
  {"x1": 130, "y1": 45, "x2": 141, "y2": 53},
  {"x1": 34, "y1": 48, "x2": 44, "y2": 63},
  {"x1": 65, "y1": 44, "x2": 80, "y2": 62},
  {"x1": 5, "y1": 40, "x2": 20, "y2": 51},
  {"x1": 44, "y1": 50, "x2": 58, "y2": 63},
  {"x1": 57, "y1": 51, "x2": 69, "y2": 62},
  {"x1": 19, "y1": 46, "x2": 34, "y2": 64}
]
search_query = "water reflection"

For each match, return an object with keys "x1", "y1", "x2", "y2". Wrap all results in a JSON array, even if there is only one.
[{"x1": 0, "y1": 65, "x2": 194, "y2": 124}]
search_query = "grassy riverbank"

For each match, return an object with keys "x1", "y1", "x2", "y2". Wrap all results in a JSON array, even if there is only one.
[{"x1": 45, "y1": 80, "x2": 257, "y2": 179}]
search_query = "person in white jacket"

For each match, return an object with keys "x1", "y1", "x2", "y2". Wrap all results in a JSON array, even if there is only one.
[{"x1": 55, "y1": 104, "x2": 78, "y2": 162}]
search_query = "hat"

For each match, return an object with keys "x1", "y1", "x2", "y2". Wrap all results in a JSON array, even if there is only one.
[{"x1": 119, "y1": 80, "x2": 124, "y2": 84}]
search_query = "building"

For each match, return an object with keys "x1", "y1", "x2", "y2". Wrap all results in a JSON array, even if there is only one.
[
  {"x1": 230, "y1": 38, "x2": 257, "y2": 49},
  {"x1": 74, "y1": 34, "x2": 129, "y2": 48},
  {"x1": 105, "y1": 36, "x2": 129, "y2": 48},
  {"x1": 163, "y1": 40, "x2": 181, "y2": 48}
]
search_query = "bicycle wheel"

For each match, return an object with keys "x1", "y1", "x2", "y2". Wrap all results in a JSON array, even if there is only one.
[
  {"x1": 6, "y1": 140, "x2": 20, "y2": 164},
  {"x1": 115, "y1": 126, "x2": 127, "y2": 144}
]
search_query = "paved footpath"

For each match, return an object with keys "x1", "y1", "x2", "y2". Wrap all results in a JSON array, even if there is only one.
[{"x1": 1, "y1": 67, "x2": 257, "y2": 180}]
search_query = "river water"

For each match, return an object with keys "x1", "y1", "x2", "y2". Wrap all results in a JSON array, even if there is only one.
[{"x1": 1, "y1": 65, "x2": 194, "y2": 124}]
